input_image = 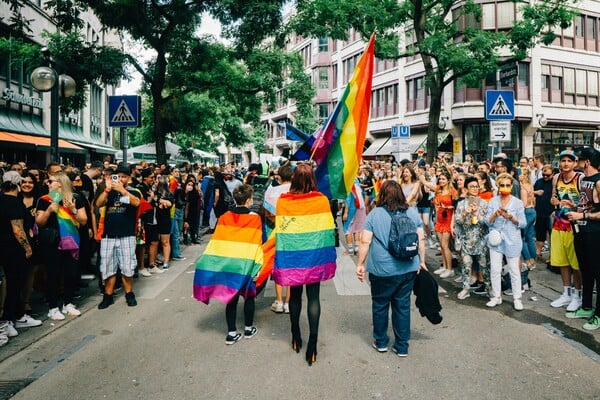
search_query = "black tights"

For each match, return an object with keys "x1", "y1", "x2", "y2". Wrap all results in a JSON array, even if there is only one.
[
  {"x1": 225, "y1": 294, "x2": 255, "y2": 332},
  {"x1": 289, "y1": 283, "x2": 321, "y2": 338}
]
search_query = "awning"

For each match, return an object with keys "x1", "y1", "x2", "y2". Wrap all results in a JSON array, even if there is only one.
[
  {"x1": 217, "y1": 143, "x2": 242, "y2": 155},
  {"x1": 0, "y1": 131, "x2": 86, "y2": 153},
  {"x1": 373, "y1": 133, "x2": 450, "y2": 155},
  {"x1": 69, "y1": 140, "x2": 116, "y2": 154},
  {"x1": 413, "y1": 133, "x2": 450, "y2": 153},
  {"x1": 362, "y1": 137, "x2": 390, "y2": 156}
]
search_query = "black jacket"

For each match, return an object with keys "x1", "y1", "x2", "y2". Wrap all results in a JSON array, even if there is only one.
[{"x1": 413, "y1": 270, "x2": 443, "y2": 324}]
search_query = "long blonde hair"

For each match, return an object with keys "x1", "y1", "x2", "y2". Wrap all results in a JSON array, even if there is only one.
[{"x1": 52, "y1": 173, "x2": 75, "y2": 205}]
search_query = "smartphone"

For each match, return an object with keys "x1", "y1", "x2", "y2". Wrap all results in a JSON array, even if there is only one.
[{"x1": 111, "y1": 175, "x2": 119, "y2": 182}]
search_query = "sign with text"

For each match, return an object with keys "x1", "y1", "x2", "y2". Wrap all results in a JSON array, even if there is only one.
[{"x1": 489, "y1": 121, "x2": 511, "y2": 142}]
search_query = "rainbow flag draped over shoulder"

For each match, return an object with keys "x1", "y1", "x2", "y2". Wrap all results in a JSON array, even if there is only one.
[
  {"x1": 309, "y1": 34, "x2": 375, "y2": 199},
  {"x1": 272, "y1": 191, "x2": 337, "y2": 286},
  {"x1": 40, "y1": 194, "x2": 80, "y2": 260},
  {"x1": 193, "y1": 212, "x2": 264, "y2": 304}
]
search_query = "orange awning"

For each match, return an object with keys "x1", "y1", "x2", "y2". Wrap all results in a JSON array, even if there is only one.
[{"x1": 0, "y1": 131, "x2": 85, "y2": 151}]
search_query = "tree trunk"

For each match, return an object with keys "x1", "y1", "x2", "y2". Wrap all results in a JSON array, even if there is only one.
[
  {"x1": 153, "y1": 97, "x2": 167, "y2": 165},
  {"x1": 426, "y1": 86, "x2": 442, "y2": 165}
]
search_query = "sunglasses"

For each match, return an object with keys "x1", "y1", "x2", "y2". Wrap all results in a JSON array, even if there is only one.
[
  {"x1": 498, "y1": 184, "x2": 512, "y2": 188},
  {"x1": 467, "y1": 185, "x2": 479, "y2": 189},
  {"x1": 542, "y1": 174, "x2": 552, "y2": 178}
]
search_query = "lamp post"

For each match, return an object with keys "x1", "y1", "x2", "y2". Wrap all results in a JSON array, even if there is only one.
[{"x1": 30, "y1": 53, "x2": 76, "y2": 163}]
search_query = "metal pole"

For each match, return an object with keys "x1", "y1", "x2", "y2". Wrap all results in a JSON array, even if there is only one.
[
  {"x1": 120, "y1": 127, "x2": 128, "y2": 164},
  {"x1": 50, "y1": 69, "x2": 59, "y2": 163}
]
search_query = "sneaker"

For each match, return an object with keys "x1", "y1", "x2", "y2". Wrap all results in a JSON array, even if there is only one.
[
  {"x1": 566, "y1": 308, "x2": 594, "y2": 319},
  {"x1": 503, "y1": 288, "x2": 513, "y2": 296},
  {"x1": 583, "y1": 315, "x2": 600, "y2": 331},
  {"x1": 172, "y1": 256, "x2": 186, "y2": 261},
  {"x1": 0, "y1": 332, "x2": 7, "y2": 347},
  {"x1": 148, "y1": 266, "x2": 164, "y2": 274},
  {"x1": 98, "y1": 294, "x2": 114, "y2": 309},
  {"x1": 61, "y1": 304, "x2": 81, "y2": 317},
  {"x1": 48, "y1": 307, "x2": 66, "y2": 321},
  {"x1": 470, "y1": 281, "x2": 483, "y2": 290},
  {"x1": 457, "y1": 289, "x2": 470, "y2": 300},
  {"x1": 391, "y1": 347, "x2": 408, "y2": 357},
  {"x1": 225, "y1": 332, "x2": 243, "y2": 345},
  {"x1": 372, "y1": 342, "x2": 388, "y2": 353},
  {"x1": 125, "y1": 292, "x2": 137, "y2": 307},
  {"x1": 550, "y1": 293, "x2": 572, "y2": 308},
  {"x1": 513, "y1": 299, "x2": 523, "y2": 311},
  {"x1": 566, "y1": 294, "x2": 582, "y2": 312},
  {"x1": 473, "y1": 284, "x2": 488, "y2": 296},
  {"x1": 454, "y1": 275, "x2": 463, "y2": 283},
  {"x1": 486, "y1": 297, "x2": 502, "y2": 308},
  {"x1": 428, "y1": 238, "x2": 437, "y2": 249},
  {"x1": 244, "y1": 327, "x2": 257, "y2": 339},
  {"x1": 271, "y1": 300, "x2": 284, "y2": 313},
  {"x1": 139, "y1": 268, "x2": 152, "y2": 277},
  {"x1": 15, "y1": 314, "x2": 42, "y2": 328},
  {"x1": 433, "y1": 268, "x2": 445, "y2": 275},
  {"x1": 283, "y1": 303, "x2": 290, "y2": 314},
  {"x1": 162, "y1": 263, "x2": 170, "y2": 270},
  {"x1": 440, "y1": 269, "x2": 455, "y2": 279},
  {"x1": 3, "y1": 321, "x2": 18, "y2": 337}
]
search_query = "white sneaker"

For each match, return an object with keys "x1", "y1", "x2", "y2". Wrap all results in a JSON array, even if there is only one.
[
  {"x1": 3, "y1": 321, "x2": 18, "y2": 337},
  {"x1": 486, "y1": 297, "x2": 502, "y2": 308},
  {"x1": 454, "y1": 275, "x2": 463, "y2": 283},
  {"x1": 48, "y1": 307, "x2": 66, "y2": 321},
  {"x1": 271, "y1": 300, "x2": 284, "y2": 313},
  {"x1": 148, "y1": 266, "x2": 164, "y2": 274},
  {"x1": 139, "y1": 268, "x2": 152, "y2": 277},
  {"x1": 566, "y1": 295, "x2": 582, "y2": 312},
  {"x1": 514, "y1": 299, "x2": 524, "y2": 311},
  {"x1": 14, "y1": 314, "x2": 42, "y2": 328},
  {"x1": 550, "y1": 293, "x2": 572, "y2": 308},
  {"x1": 440, "y1": 269, "x2": 455, "y2": 279},
  {"x1": 433, "y1": 268, "x2": 445, "y2": 275},
  {"x1": 283, "y1": 303, "x2": 290, "y2": 314},
  {"x1": 62, "y1": 303, "x2": 81, "y2": 317}
]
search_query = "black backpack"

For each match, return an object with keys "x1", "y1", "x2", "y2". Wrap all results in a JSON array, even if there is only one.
[{"x1": 385, "y1": 207, "x2": 419, "y2": 260}]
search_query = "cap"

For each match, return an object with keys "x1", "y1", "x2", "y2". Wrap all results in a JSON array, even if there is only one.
[
  {"x1": 577, "y1": 147, "x2": 597, "y2": 161},
  {"x1": 115, "y1": 164, "x2": 131, "y2": 175},
  {"x1": 559, "y1": 149, "x2": 577, "y2": 161},
  {"x1": 2, "y1": 170, "x2": 23, "y2": 185},
  {"x1": 140, "y1": 168, "x2": 153, "y2": 178}
]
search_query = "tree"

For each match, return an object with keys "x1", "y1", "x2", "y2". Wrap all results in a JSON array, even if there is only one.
[
  {"x1": 288, "y1": 0, "x2": 577, "y2": 164},
  {"x1": 85, "y1": 0, "x2": 315, "y2": 165}
]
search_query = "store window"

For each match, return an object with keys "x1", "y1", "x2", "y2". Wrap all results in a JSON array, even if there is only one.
[
  {"x1": 533, "y1": 129, "x2": 596, "y2": 166},
  {"x1": 463, "y1": 123, "x2": 521, "y2": 162}
]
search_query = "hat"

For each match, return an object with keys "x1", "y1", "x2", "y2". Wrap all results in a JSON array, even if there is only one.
[
  {"x1": 140, "y1": 168, "x2": 153, "y2": 178},
  {"x1": 2, "y1": 171, "x2": 23, "y2": 185},
  {"x1": 115, "y1": 164, "x2": 131, "y2": 175},
  {"x1": 577, "y1": 147, "x2": 597, "y2": 161},
  {"x1": 559, "y1": 149, "x2": 577, "y2": 161}
]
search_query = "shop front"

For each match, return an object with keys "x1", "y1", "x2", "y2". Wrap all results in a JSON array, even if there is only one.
[
  {"x1": 533, "y1": 128, "x2": 597, "y2": 167},
  {"x1": 463, "y1": 122, "x2": 522, "y2": 162}
]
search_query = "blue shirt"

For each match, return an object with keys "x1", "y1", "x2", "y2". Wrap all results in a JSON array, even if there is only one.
[
  {"x1": 486, "y1": 195, "x2": 526, "y2": 258},
  {"x1": 364, "y1": 206, "x2": 422, "y2": 277}
]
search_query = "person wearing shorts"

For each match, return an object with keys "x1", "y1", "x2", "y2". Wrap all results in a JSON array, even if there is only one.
[{"x1": 95, "y1": 164, "x2": 141, "y2": 309}]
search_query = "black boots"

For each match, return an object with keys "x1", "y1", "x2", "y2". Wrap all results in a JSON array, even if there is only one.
[
  {"x1": 306, "y1": 333, "x2": 318, "y2": 366},
  {"x1": 98, "y1": 294, "x2": 114, "y2": 309}
]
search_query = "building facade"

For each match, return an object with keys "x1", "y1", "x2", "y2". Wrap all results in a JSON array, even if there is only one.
[
  {"x1": 0, "y1": 1, "x2": 119, "y2": 167},
  {"x1": 262, "y1": 0, "x2": 600, "y2": 165}
]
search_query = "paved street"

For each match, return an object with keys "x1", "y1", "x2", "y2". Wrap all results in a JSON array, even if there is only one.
[{"x1": 0, "y1": 234, "x2": 599, "y2": 400}]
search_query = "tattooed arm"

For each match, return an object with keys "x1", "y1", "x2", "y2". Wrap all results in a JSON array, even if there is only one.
[{"x1": 11, "y1": 218, "x2": 33, "y2": 259}]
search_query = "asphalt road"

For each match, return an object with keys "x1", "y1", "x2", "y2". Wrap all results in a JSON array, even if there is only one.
[{"x1": 1, "y1": 238, "x2": 599, "y2": 400}]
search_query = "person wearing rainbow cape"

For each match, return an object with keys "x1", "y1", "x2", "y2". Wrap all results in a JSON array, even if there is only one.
[{"x1": 272, "y1": 163, "x2": 337, "y2": 366}]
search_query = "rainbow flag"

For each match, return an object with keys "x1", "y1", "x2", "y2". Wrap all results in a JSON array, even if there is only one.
[
  {"x1": 40, "y1": 195, "x2": 81, "y2": 259},
  {"x1": 310, "y1": 34, "x2": 375, "y2": 199},
  {"x1": 193, "y1": 211, "x2": 264, "y2": 304},
  {"x1": 272, "y1": 191, "x2": 337, "y2": 286},
  {"x1": 373, "y1": 179, "x2": 382, "y2": 201}
]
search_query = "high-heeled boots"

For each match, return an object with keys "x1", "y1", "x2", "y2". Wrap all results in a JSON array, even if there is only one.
[
  {"x1": 291, "y1": 326, "x2": 302, "y2": 353},
  {"x1": 306, "y1": 333, "x2": 317, "y2": 366}
]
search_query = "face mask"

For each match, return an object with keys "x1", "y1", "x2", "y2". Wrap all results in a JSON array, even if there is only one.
[{"x1": 499, "y1": 188, "x2": 511, "y2": 196}]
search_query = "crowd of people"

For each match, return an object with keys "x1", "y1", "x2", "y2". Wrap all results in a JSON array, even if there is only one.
[{"x1": 1, "y1": 147, "x2": 599, "y2": 359}]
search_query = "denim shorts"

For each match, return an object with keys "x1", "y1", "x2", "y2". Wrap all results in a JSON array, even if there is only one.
[{"x1": 417, "y1": 207, "x2": 430, "y2": 214}]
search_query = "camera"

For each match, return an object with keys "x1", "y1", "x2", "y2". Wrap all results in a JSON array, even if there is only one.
[{"x1": 112, "y1": 175, "x2": 119, "y2": 182}]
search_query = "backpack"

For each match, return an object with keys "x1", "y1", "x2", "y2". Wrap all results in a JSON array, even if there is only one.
[
  {"x1": 385, "y1": 207, "x2": 419, "y2": 260},
  {"x1": 221, "y1": 186, "x2": 236, "y2": 211}
]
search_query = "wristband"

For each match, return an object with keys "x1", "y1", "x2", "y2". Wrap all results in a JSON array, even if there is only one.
[
  {"x1": 104, "y1": 188, "x2": 110, "y2": 193},
  {"x1": 583, "y1": 211, "x2": 587, "y2": 220}
]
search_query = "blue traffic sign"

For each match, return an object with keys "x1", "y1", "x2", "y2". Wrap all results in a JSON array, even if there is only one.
[
  {"x1": 485, "y1": 90, "x2": 514, "y2": 120},
  {"x1": 392, "y1": 125, "x2": 410, "y2": 139},
  {"x1": 108, "y1": 95, "x2": 141, "y2": 127}
]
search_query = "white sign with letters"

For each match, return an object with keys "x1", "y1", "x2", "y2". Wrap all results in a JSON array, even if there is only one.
[{"x1": 490, "y1": 121, "x2": 511, "y2": 142}]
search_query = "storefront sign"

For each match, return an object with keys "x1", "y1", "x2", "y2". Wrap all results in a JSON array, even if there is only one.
[{"x1": 2, "y1": 88, "x2": 43, "y2": 109}]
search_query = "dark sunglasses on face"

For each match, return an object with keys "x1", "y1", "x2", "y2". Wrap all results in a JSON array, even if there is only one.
[{"x1": 498, "y1": 183, "x2": 512, "y2": 188}]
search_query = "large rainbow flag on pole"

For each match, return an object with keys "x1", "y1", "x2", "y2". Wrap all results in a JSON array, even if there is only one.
[
  {"x1": 300, "y1": 34, "x2": 375, "y2": 199},
  {"x1": 193, "y1": 212, "x2": 264, "y2": 304}
]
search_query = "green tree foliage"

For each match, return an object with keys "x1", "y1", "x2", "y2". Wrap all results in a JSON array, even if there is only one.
[
  {"x1": 86, "y1": 0, "x2": 315, "y2": 164},
  {"x1": 289, "y1": 0, "x2": 578, "y2": 163}
]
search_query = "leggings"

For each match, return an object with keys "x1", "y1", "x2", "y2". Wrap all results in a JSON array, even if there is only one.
[
  {"x1": 225, "y1": 294, "x2": 255, "y2": 332},
  {"x1": 289, "y1": 283, "x2": 321, "y2": 337}
]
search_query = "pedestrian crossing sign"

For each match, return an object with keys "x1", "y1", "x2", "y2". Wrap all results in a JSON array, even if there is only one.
[
  {"x1": 485, "y1": 90, "x2": 514, "y2": 121},
  {"x1": 108, "y1": 95, "x2": 141, "y2": 127}
]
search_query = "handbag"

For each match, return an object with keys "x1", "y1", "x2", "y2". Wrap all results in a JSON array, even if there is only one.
[{"x1": 487, "y1": 229, "x2": 503, "y2": 247}]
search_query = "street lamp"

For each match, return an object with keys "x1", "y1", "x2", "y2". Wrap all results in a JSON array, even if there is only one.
[{"x1": 30, "y1": 53, "x2": 76, "y2": 163}]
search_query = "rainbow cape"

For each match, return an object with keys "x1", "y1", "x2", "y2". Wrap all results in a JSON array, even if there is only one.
[
  {"x1": 193, "y1": 211, "x2": 264, "y2": 304},
  {"x1": 272, "y1": 191, "x2": 337, "y2": 286},
  {"x1": 300, "y1": 34, "x2": 375, "y2": 199},
  {"x1": 40, "y1": 194, "x2": 81, "y2": 260}
]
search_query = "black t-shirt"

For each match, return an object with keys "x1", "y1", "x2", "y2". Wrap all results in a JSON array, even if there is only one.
[
  {"x1": 0, "y1": 193, "x2": 27, "y2": 251},
  {"x1": 79, "y1": 173, "x2": 95, "y2": 205},
  {"x1": 36, "y1": 192, "x2": 86, "y2": 230},
  {"x1": 103, "y1": 188, "x2": 141, "y2": 237}
]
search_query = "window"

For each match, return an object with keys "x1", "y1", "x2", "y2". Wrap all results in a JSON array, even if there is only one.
[
  {"x1": 575, "y1": 15, "x2": 585, "y2": 37},
  {"x1": 318, "y1": 37, "x2": 328, "y2": 52},
  {"x1": 317, "y1": 103, "x2": 329, "y2": 121},
  {"x1": 318, "y1": 67, "x2": 328, "y2": 89},
  {"x1": 332, "y1": 63, "x2": 338, "y2": 89},
  {"x1": 497, "y1": 2, "x2": 514, "y2": 29},
  {"x1": 482, "y1": 4, "x2": 495, "y2": 30}
]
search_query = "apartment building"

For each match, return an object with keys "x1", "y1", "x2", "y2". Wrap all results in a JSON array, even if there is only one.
[
  {"x1": 0, "y1": 1, "x2": 118, "y2": 166},
  {"x1": 262, "y1": 0, "x2": 600, "y2": 164}
]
